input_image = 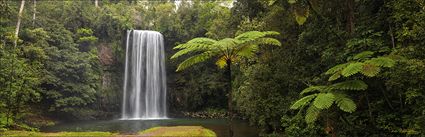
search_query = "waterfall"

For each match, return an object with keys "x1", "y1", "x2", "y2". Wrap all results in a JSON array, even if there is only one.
[{"x1": 121, "y1": 30, "x2": 167, "y2": 120}]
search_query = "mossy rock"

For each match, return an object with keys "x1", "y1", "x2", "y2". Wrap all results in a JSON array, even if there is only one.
[{"x1": 139, "y1": 126, "x2": 216, "y2": 137}]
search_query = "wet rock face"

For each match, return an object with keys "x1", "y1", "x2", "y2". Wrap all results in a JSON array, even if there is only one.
[{"x1": 98, "y1": 44, "x2": 114, "y2": 66}]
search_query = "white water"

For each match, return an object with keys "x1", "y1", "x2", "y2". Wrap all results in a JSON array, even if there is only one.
[{"x1": 121, "y1": 30, "x2": 167, "y2": 120}]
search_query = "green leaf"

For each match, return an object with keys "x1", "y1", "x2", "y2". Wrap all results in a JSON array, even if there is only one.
[
  {"x1": 288, "y1": 0, "x2": 297, "y2": 4},
  {"x1": 365, "y1": 57, "x2": 395, "y2": 68},
  {"x1": 300, "y1": 86, "x2": 326, "y2": 95},
  {"x1": 305, "y1": 105, "x2": 320, "y2": 124},
  {"x1": 295, "y1": 15, "x2": 307, "y2": 25},
  {"x1": 291, "y1": 94, "x2": 317, "y2": 110},
  {"x1": 328, "y1": 71, "x2": 341, "y2": 81},
  {"x1": 176, "y1": 51, "x2": 216, "y2": 71},
  {"x1": 257, "y1": 38, "x2": 281, "y2": 46},
  {"x1": 332, "y1": 80, "x2": 368, "y2": 91},
  {"x1": 334, "y1": 93, "x2": 356, "y2": 113},
  {"x1": 325, "y1": 63, "x2": 349, "y2": 75},
  {"x1": 353, "y1": 51, "x2": 374, "y2": 60},
  {"x1": 361, "y1": 63, "x2": 381, "y2": 77},
  {"x1": 313, "y1": 93, "x2": 335, "y2": 109},
  {"x1": 173, "y1": 38, "x2": 216, "y2": 49},
  {"x1": 341, "y1": 62, "x2": 364, "y2": 77}
]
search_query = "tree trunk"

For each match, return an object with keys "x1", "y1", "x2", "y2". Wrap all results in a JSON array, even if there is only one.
[
  {"x1": 226, "y1": 59, "x2": 234, "y2": 137},
  {"x1": 14, "y1": 0, "x2": 25, "y2": 47},
  {"x1": 346, "y1": 0, "x2": 355, "y2": 35},
  {"x1": 32, "y1": 0, "x2": 36, "y2": 27},
  {"x1": 95, "y1": 0, "x2": 99, "y2": 8}
]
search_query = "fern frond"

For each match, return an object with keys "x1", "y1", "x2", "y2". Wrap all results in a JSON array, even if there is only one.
[
  {"x1": 334, "y1": 93, "x2": 356, "y2": 113},
  {"x1": 305, "y1": 105, "x2": 320, "y2": 124},
  {"x1": 328, "y1": 71, "x2": 342, "y2": 81},
  {"x1": 300, "y1": 86, "x2": 327, "y2": 95},
  {"x1": 331, "y1": 80, "x2": 368, "y2": 91},
  {"x1": 235, "y1": 31, "x2": 280, "y2": 44},
  {"x1": 173, "y1": 38, "x2": 216, "y2": 49},
  {"x1": 256, "y1": 38, "x2": 282, "y2": 46},
  {"x1": 215, "y1": 38, "x2": 238, "y2": 51},
  {"x1": 236, "y1": 44, "x2": 258, "y2": 58},
  {"x1": 325, "y1": 63, "x2": 349, "y2": 75},
  {"x1": 341, "y1": 62, "x2": 364, "y2": 77},
  {"x1": 235, "y1": 31, "x2": 265, "y2": 41},
  {"x1": 365, "y1": 57, "x2": 395, "y2": 68},
  {"x1": 215, "y1": 56, "x2": 228, "y2": 69},
  {"x1": 361, "y1": 63, "x2": 380, "y2": 77},
  {"x1": 290, "y1": 94, "x2": 317, "y2": 110},
  {"x1": 262, "y1": 31, "x2": 280, "y2": 36},
  {"x1": 353, "y1": 51, "x2": 374, "y2": 60},
  {"x1": 171, "y1": 47, "x2": 201, "y2": 59},
  {"x1": 313, "y1": 93, "x2": 335, "y2": 109},
  {"x1": 176, "y1": 51, "x2": 216, "y2": 71}
]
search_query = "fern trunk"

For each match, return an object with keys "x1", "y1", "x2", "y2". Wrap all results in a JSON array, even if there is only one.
[{"x1": 226, "y1": 59, "x2": 234, "y2": 137}]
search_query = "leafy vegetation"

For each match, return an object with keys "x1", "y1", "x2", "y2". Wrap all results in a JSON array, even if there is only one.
[{"x1": 1, "y1": 0, "x2": 425, "y2": 136}]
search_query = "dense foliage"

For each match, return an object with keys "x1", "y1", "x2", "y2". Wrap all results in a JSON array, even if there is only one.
[{"x1": 0, "y1": 0, "x2": 424, "y2": 136}]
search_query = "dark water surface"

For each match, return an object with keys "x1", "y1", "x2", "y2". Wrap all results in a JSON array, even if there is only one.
[{"x1": 41, "y1": 118, "x2": 259, "y2": 137}]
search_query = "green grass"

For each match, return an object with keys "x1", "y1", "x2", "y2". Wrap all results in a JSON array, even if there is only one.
[
  {"x1": 0, "y1": 131, "x2": 116, "y2": 136},
  {"x1": 139, "y1": 126, "x2": 216, "y2": 136}
]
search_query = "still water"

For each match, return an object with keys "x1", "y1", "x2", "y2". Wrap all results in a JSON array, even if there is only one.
[{"x1": 41, "y1": 118, "x2": 259, "y2": 137}]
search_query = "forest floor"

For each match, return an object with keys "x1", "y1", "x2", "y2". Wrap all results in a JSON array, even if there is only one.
[{"x1": 1, "y1": 126, "x2": 216, "y2": 137}]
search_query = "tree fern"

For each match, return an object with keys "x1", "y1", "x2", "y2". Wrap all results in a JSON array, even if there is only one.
[
  {"x1": 313, "y1": 93, "x2": 335, "y2": 109},
  {"x1": 172, "y1": 31, "x2": 281, "y2": 72}
]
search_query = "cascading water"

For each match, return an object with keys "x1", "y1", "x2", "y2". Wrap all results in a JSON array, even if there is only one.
[{"x1": 121, "y1": 30, "x2": 167, "y2": 120}]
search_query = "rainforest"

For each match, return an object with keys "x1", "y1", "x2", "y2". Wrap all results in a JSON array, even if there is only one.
[{"x1": 0, "y1": 0, "x2": 425, "y2": 136}]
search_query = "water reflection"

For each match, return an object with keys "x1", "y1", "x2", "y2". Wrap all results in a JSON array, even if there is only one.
[{"x1": 41, "y1": 118, "x2": 259, "y2": 137}]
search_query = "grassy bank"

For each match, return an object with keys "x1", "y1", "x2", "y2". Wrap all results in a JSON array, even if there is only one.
[{"x1": 139, "y1": 126, "x2": 216, "y2": 136}]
